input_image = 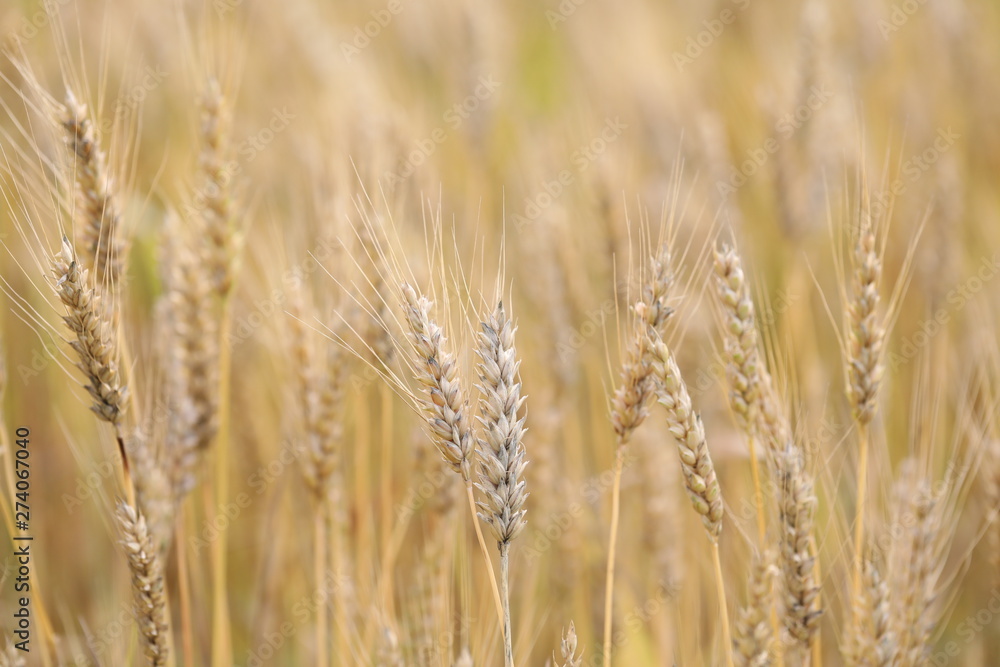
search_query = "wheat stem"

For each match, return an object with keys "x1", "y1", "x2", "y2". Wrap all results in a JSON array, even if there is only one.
[
  {"x1": 500, "y1": 542, "x2": 514, "y2": 667},
  {"x1": 465, "y1": 483, "x2": 505, "y2": 623},
  {"x1": 712, "y1": 542, "x2": 735, "y2": 667},
  {"x1": 210, "y1": 301, "x2": 234, "y2": 667},
  {"x1": 602, "y1": 443, "x2": 625, "y2": 666},
  {"x1": 174, "y1": 520, "x2": 194, "y2": 667},
  {"x1": 315, "y1": 512, "x2": 329, "y2": 667}
]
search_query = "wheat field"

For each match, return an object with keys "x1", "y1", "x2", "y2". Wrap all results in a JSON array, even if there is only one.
[{"x1": 0, "y1": 0, "x2": 999, "y2": 665}]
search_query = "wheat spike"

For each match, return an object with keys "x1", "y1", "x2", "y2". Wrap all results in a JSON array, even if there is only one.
[
  {"x1": 401, "y1": 283, "x2": 475, "y2": 481},
  {"x1": 649, "y1": 334, "x2": 724, "y2": 540},
  {"x1": 845, "y1": 550, "x2": 892, "y2": 666},
  {"x1": 117, "y1": 502, "x2": 170, "y2": 667},
  {"x1": 61, "y1": 91, "x2": 126, "y2": 285},
  {"x1": 891, "y1": 480, "x2": 939, "y2": 666},
  {"x1": 610, "y1": 249, "x2": 674, "y2": 442},
  {"x1": 51, "y1": 236, "x2": 128, "y2": 427},
  {"x1": 165, "y1": 230, "x2": 219, "y2": 498},
  {"x1": 197, "y1": 79, "x2": 236, "y2": 298},
  {"x1": 776, "y1": 445, "x2": 821, "y2": 646},
  {"x1": 733, "y1": 551, "x2": 775, "y2": 667},
  {"x1": 475, "y1": 301, "x2": 529, "y2": 545},
  {"x1": 846, "y1": 219, "x2": 884, "y2": 426}
]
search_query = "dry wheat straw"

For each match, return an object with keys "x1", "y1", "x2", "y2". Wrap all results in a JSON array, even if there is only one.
[
  {"x1": 453, "y1": 648, "x2": 474, "y2": 667},
  {"x1": 475, "y1": 301, "x2": 528, "y2": 667},
  {"x1": 733, "y1": 550, "x2": 774, "y2": 667},
  {"x1": 844, "y1": 551, "x2": 891, "y2": 667},
  {"x1": 775, "y1": 445, "x2": 821, "y2": 648},
  {"x1": 61, "y1": 92, "x2": 125, "y2": 285},
  {"x1": 117, "y1": 502, "x2": 169, "y2": 667}
]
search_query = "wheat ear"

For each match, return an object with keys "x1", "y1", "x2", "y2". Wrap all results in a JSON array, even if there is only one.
[
  {"x1": 603, "y1": 249, "x2": 673, "y2": 665},
  {"x1": 890, "y1": 481, "x2": 939, "y2": 666},
  {"x1": 776, "y1": 444, "x2": 821, "y2": 651},
  {"x1": 51, "y1": 236, "x2": 132, "y2": 495},
  {"x1": 475, "y1": 301, "x2": 529, "y2": 667},
  {"x1": 648, "y1": 333, "x2": 731, "y2": 666},
  {"x1": 844, "y1": 550, "x2": 891, "y2": 666},
  {"x1": 846, "y1": 217, "x2": 885, "y2": 636},
  {"x1": 732, "y1": 550, "x2": 775, "y2": 667},
  {"x1": 61, "y1": 92, "x2": 126, "y2": 286},
  {"x1": 399, "y1": 283, "x2": 504, "y2": 624},
  {"x1": 117, "y1": 502, "x2": 170, "y2": 667}
]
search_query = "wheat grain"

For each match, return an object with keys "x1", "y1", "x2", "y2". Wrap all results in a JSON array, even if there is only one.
[{"x1": 553, "y1": 622, "x2": 583, "y2": 667}]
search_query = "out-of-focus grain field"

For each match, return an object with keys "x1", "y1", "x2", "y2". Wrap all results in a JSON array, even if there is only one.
[{"x1": 0, "y1": 0, "x2": 998, "y2": 665}]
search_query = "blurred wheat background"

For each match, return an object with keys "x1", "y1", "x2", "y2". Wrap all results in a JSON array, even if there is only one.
[{"x1": 0, "y1": 0, "x2": 998, "y2": 665}]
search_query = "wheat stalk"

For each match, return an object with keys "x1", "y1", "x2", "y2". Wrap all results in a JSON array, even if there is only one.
[
  {"x1": 117, "y1": 502, "x2": 170, "y2": 667},
  {"x1": 475, "y1": 301, "x2": 529, "y2": 667}
]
